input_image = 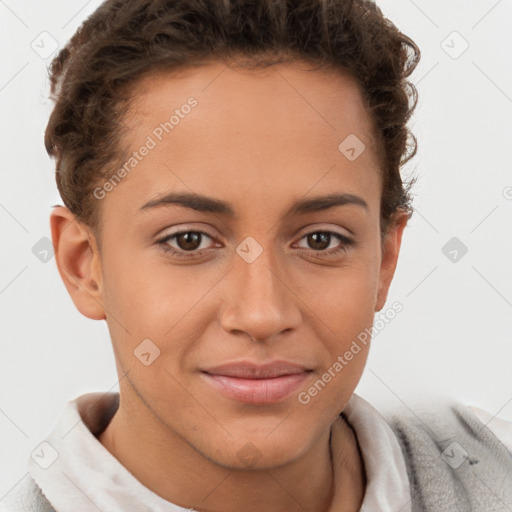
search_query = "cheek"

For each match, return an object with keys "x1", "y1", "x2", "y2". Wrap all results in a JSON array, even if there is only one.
[
  {"x1": 323, "y1": 272, "x2": 377, "y2": 333},
  {"x1": 301, "y1": 253, "x2": 380, "y2": 330},
  {"x1": 99, "y1": 246, "x2": 173, "y2": 363},
  {"x1": 294, "y1": 252, "x2": 380, "y2": 385},
  {"x1": 101, "y1": 243, "x2": 182, "y2": 325},
  {"x1": 100, "y1": 248, "x2": 214, "y2": 369}
]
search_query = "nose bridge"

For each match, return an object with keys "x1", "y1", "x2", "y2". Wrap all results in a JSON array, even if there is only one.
[
  {"x1": 241, "y1": 240, "x2": 280, "y2": 300},
  {"x1": 220, "y1": 237, "x2": 300, "y2": 341}
]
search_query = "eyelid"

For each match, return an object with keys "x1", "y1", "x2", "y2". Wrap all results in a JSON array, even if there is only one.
[
  {"x1": 157, "y1": 224, "x2": 218, "y2": 239},
  {"x1": 157, "y1": 228, "x2": 218, "y2": 247},
  {"x1": 294, "y1": 224, "x2": 353, "y2": 240}
]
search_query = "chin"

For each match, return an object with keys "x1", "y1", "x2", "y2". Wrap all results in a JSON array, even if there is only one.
[{"x1": 198, "y1": 430, "x2": 310, "y2": 471}]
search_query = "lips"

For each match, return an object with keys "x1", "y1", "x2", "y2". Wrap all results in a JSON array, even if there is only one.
[{"x1": 201, "y1": 361, "x2": 312, "y2": 404}]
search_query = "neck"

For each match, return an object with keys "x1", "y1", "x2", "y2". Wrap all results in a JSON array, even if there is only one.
[{"x1": 97, "y1": 391, "x2": 365, "y2": 512}]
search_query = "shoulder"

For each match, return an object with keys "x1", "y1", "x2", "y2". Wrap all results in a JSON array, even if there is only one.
[
  {"x1": 0, "y1": 474, "x2": 55, "y2": 512},
  {"x1": 381, "y1": 398, "x2": 512, "y2": 511},
  {"x1": 382, "y1": 397, "x2": 512, "y2": 462}
]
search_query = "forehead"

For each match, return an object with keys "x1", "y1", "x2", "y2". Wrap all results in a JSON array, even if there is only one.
[
  {"x1": 127, "y1": 60, "x2": 377, "y2": 147},
  {"x1": 103, "y1": 60, "x2": 382, "y2": 220}
]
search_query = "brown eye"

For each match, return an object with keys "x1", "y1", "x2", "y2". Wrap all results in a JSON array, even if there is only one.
[
  {"x1": 157, "y1": 230, "x2": 216, "y2": 258},
  {"x1": 175, "y1": 232, "x2": 203, "y2": 251},
  {"x1": 306, "y1": 232, "x2": 331, "y2": 251},
  {"x1": 295, "y1": 230, "x2": 355, "y2": 257}
]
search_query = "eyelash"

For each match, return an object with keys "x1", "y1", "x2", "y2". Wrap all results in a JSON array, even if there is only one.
[{"x1": 156, "y1": 229, "x2": 355, "y2": 260}]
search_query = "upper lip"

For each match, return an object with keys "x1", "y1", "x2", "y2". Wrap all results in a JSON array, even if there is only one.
[{"x1": 202, "y1": 361, "x2": 311, "y2": 379}]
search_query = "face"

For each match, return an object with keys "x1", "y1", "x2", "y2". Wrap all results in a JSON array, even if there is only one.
[{"x1": 54, "y1": 60, "x2": 406, "y2": 470}]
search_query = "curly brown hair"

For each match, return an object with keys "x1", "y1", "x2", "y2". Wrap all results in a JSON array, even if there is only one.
[{"x1": 45, "y1": 0, "x2": 420, "y2": 241}]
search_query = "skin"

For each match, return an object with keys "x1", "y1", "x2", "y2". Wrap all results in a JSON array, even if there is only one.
[{"x1": 50, "y1": 60, "x2": 407, "y2": 512}]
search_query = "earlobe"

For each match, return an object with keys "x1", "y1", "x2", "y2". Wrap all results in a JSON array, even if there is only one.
[
  {"x1": 375, "y1": 211, "x2": 408, "y2": 312},
  {"x1": 49, "y1": 206, "x2": 106, "y2": 320}
]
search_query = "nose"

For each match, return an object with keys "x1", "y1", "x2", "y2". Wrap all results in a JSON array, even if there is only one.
[{"x1": 219, "y1": 241, "x2": 302, "y2": 343}]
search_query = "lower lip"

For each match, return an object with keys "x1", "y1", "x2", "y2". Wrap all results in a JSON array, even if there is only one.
[{"x1": 202, "y1": 372, "x2": 310, "y2": 404}]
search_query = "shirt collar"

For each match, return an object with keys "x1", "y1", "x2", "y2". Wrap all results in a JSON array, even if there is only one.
[{"x1": 28, "y1": 391, "x2": 411, "y2": 512}]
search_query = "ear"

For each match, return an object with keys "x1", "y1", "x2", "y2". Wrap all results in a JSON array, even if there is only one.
[
  {"x1": 375, "y1": 210, "x2": 408, "y2": 312},
  {"x1": 49, "y1": 206, "x2": 106, "y2": 320}
]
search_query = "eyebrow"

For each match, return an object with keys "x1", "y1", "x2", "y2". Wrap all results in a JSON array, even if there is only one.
[{"x1": 139, "y1": 191, "x2": 369, "y2": 217}]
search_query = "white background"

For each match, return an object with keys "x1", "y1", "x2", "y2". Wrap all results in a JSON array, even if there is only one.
[{"x1": 1, "y1": 0, "x2": 512, "y2": 499}]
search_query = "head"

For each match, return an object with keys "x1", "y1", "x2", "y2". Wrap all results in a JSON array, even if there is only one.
[{"x1": 48, "y1": 0, "x2": 419, "y2": 470}]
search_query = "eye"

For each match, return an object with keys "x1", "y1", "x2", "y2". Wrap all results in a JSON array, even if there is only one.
[
  {"x1": 156, "y1": 228, "x2": 355, "y2": 260},
  {"x1": 156, "y1": 230, "x2": 217, "y2": 259},
  {"x1": 294, "y1": 230, "x2": 354, "y2": 257}
]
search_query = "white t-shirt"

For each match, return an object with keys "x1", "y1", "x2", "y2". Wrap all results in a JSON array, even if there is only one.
[{"x1": 20, "y1": 392, "x2": 512, "y2": 512}]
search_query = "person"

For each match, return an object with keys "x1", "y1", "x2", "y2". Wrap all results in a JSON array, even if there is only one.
[{"x1": 2, "y1": 0, "x2": 511, "y2": 511}]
